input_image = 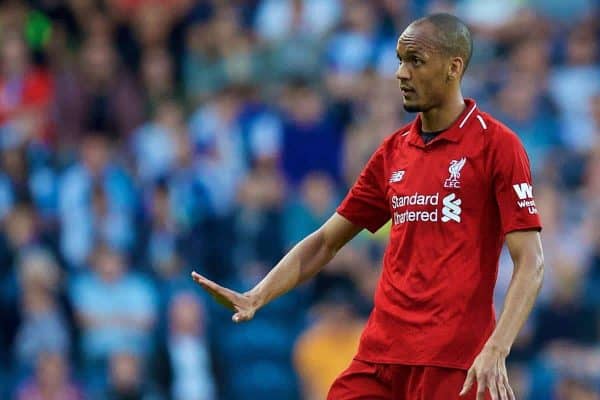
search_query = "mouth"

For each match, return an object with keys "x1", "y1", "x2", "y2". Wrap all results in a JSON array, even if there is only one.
[{"x1": 401, "y1": 87, "x2": 415, "y2": 97}]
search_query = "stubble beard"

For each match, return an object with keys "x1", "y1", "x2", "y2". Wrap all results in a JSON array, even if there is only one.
[{"x1": 403, "y1": 103, "x2": 424, "y2": 113}]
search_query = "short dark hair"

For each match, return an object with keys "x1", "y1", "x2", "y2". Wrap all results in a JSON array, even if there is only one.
[{"x1": 414, "y1": 13, "x2": 473, "y2": 74}]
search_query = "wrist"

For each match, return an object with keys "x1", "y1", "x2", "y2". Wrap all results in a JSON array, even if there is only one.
[
  {"x1": 246, "y1": 287, "x2": 266, "y2": 309},
  {"x1": 484, "y1": 341, "x2": 511, "y2": 357}
]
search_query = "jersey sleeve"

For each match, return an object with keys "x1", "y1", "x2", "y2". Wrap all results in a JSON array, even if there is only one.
[
  {"x1": 491, "y1": 128, "x2": 542, "y2": 234},
  {"x1": 337, "y1": 146, "x2": 390, "y2": 233}
]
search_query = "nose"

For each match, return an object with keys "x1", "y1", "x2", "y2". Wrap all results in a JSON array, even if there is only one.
[{"x1": 396, "y1": 61, "x2": 410, "y2": 81}]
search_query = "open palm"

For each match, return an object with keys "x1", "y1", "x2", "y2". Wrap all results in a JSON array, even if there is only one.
[{"x1": 191, "y1": 271, "x2": 258, "y2": 323}]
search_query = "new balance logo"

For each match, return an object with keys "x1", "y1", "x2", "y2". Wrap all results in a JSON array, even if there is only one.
[
  {"x1": 441, "y1": 193, "x2": 461, "y2": 223},
  {"x1": 389, "y1": 170, "x2": 405, "y2": 183},
  {"x1": 513, "y1": 183, "x2": 533, "y2": 200}
]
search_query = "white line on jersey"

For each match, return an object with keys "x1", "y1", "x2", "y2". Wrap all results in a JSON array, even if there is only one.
[
  {"x1": 459, "y1": 103, "x2": 477, "y2": 128},
  {"x1": 476, "y1": 115, "x2": 487, "y2": 130}
]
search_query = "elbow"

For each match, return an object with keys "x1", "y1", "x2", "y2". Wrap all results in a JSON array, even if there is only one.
[
  {"x1": 322, "y1": 236, "x2": 340, "y2": 260},
  {"x1": 517, "y1": 249, "x2": 544, "y2": 289},
  {"x1": 316, "y1": 227, "x2": 341, "y2": 260}
]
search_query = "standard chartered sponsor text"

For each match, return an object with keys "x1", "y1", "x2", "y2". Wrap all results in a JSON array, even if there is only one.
[
  {"x1": 394, "y1": 208, "x2": 439, "y2": 224},
  {"x1": 391, "y1": 193, "x2": 439, "y2": 208},
  {"x1": 391, "y1": 193, "x2": 440, "y2": 225}
]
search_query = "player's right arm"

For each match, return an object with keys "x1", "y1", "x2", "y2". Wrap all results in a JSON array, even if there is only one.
[
  {"x1": 191, "y1": 212, "x2": 362, "y2": 323},
  {"x1": 193, "y1": 138, "x2": 392, "y2": 322}
]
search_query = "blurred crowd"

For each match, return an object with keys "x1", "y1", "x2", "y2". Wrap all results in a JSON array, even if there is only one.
[{"x1": 0, "y1": 0, "x2": 599, "y2": 399}]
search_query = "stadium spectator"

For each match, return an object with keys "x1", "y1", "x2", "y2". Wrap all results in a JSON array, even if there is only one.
[
  {"x1": 0, "y1": 1, "x2": 598, "y2": 398},
  {"x1": 0, "y1": 31, "x2": 54, "y2": 146},
  {"x1": 105, "y1": 350, "x2": 159, "y2": 400},
  {"x1": 283, "y1": 172, "x2": 339, "y2": 249},
  {"x1": 69, "y1": 244, "x2": 157, "y2": 370},
  {"x1": 59, "y1": 134, "x2": 136, "y2": 268},
  {"x1": 139, "y1": 48, "x2": 180, "y2": 116},
  {"x1": 15, "y1": 351, "x2": 83, "y2": 400},
  {"x1": 188, "y1": 88, "x2": 248, "y2": 216},
  {"x1": 13, "y1": 248, "x2": 71, "y2": 375},
  {"x1": 54, "y1": 37, "x2": 144, "y2": 144},
  {"x1": 549, "y1": 24, "x2": 600, "y2": 152},
  {"x1": 153, "y1": 291, "x2": 217, "y2": 400},
  {"x1": 280, "y1": 80, "x2": 344, "y2": 186},
  {"x1": 294, "y1": 278, "x2": 365, "y2": 400}
]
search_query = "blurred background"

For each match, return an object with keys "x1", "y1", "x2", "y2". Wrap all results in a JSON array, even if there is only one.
[{"x1": 0, "y1": 0, "x2": 599, "y2": 399}]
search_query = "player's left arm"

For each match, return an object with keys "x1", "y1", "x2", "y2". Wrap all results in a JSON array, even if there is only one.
[
  {"x1": 488, "y1": 229, "x2": 544, "y2": 357},
  {"x1": 461, "y1": 229, "x2": 544, "y2": 400}
]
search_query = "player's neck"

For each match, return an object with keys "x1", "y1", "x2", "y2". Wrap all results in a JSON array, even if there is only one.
[{"x1": 420, "y1": 94, "x2": 465, "y2": 133}]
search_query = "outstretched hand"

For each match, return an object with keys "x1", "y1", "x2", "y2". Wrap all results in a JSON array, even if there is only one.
[
  {"x1": 191, "y1": 271, "x2": 259, "y2": 323},
  {"x1": 460, "y1": 344, "x2": 515, "y2": 400}
]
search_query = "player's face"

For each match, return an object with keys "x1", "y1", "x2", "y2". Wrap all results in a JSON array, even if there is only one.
[{"x1": 395, "y1": 24, "x2": 452, "y2": 113}]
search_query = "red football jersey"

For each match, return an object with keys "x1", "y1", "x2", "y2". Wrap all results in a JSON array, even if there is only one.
[{"x1": 337, "y1": 99, "x2": 542, "y2": 369}]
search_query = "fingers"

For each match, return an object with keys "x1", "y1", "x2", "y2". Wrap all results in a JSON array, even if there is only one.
[
  {"x1": 487, "y1": 374, "x2": 498, "y2": 400},
  {"x1": 495, "y1": 361, "x2": 510, "y2": 400},
  {"x1": 232, "y1": 310, "x2": 254, "y2": 323},
  {"x1": 191, "y1": 271, "x2": 216, "y2": 293},
  {"x1": 460, "y1": 369, "x2": 475, "y2": 396},
  {"x1": 500, "y1": 370, "x2": 514, "y2": 400},
  {"x1": 191, "y1": 271, "x2": 239, "y2": 298},
  {"x1": 461, "y1": 371, "x2": 488, "y2": 400},
  {"x1": 191, "y1": 271, "x2": 237, "y2": 310},
  {"x1": 476, "y1": 375, "x2": 487, "y2": 400},
  {"x1": 191, "y1": 271, "x2": 205, "y2": 281},
  {"x1": 497, "y1": 379, "x2": 508, "y2": 400},
  {"x1": 191, "y1": 272, "x2": 228, "y2": 293},
  {"x1": 506, "y1": 381, "x2": 516, "y2": 400},
  {"x1": 463, "y1": 350, "x2": 513, "y2": 400},
  {"x1": 472, "y1": 369, "x2": 512, "y2": 400},
  {"x1": 192, "y1": 271, "x2": 258, "y2": 322},
  {"x1": 232, "y1": 302, "x2": 257, "y2": 323},
  {"x1": 480, "y1": 370, "x2": 513, "y2": 400}
]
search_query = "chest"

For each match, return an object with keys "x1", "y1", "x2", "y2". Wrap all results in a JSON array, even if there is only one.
[{"x1": 384, "y1": 143, "x2": 490, "y2": 225}]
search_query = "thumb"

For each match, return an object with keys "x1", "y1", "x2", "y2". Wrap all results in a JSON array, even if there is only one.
[
  {"x1": 232, "y1": 310, "x2": 253, "y2": 323},
  {"x1": 460, "y1": 369, "x2": 475, "y2": 396}
]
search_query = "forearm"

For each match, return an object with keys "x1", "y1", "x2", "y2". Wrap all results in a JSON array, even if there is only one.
[
  {"x1": 487, "y1": 253, "x2": 544, "y2": 354},
  {"x1": 248, "y1": 229, "x2": 338, "y2": 308}
]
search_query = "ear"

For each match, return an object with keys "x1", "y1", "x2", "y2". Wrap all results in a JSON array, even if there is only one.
[{"x1": 447, "y1": 57, "x2": 464, "y2": 81}]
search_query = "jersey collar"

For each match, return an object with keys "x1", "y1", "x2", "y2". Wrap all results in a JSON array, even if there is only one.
[{"x1": 406, "y1": 99, "x2": 477, "y2": 148}]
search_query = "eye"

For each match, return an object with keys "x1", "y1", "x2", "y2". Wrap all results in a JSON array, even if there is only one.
[{"x1": 412, "y1": 57, "x2": 423, "y2": 66}]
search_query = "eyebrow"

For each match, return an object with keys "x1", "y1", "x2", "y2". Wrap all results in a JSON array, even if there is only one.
[{"x1": 396, "y1": 49, "x2": 425, "y2": 59}]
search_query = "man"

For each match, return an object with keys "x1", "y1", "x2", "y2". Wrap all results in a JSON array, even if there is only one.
[{"x1": 192, "y1": 13, "x2": 544, "y2": 400}]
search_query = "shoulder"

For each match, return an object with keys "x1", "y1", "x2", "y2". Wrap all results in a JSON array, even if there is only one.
[
  {"x1": 377, "y1": 122, "x2": 414, "y2": 153},
  {"x1": 476, "y1": 111, "x2": 524, "y2": 150}
]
